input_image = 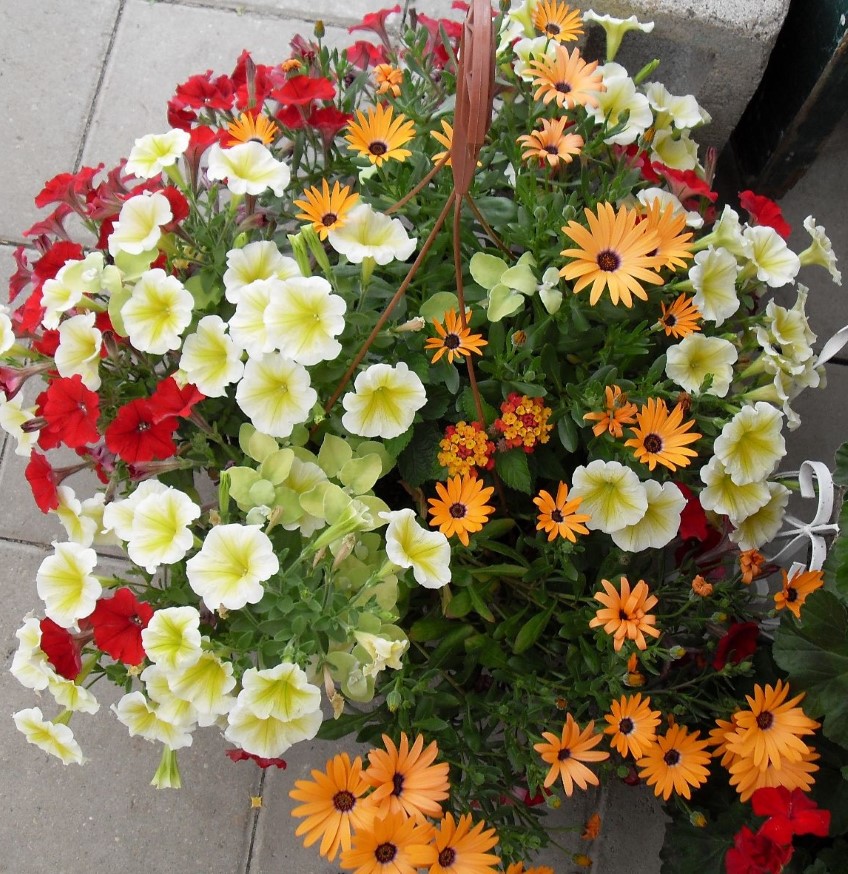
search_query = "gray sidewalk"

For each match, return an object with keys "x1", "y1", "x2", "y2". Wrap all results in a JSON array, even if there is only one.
[{"x1": 1, "y1": 2, "x2": 846, "y2": 872}]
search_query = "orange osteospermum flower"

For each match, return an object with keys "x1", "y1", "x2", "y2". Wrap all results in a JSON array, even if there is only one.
[
  {"x1": 774, "y1": 567, "x2": 824, "y2": 619},
  {"x1": 589, "y1": 577, "x2": 661, "y2": 652},
  {"x1": 583, "y1": 384, "x2": 637, "y2": 438},
  {"x1": 340, "y1": 808, "x2": 432, "y2": 874},
  {"x1": 226, "y1": 111, "x2": 279, "y2": 146},
  {"x1": 636, "y1": 724, "x2": 712, "y2": 800},
  {"x1": 518, "y1": 117, "x2": 584, "y2": 167},
  {"x1": 533, "y1": 0, "x2": 583, "y2": 41},
  {"x1": 658, "y1": 294, "x2": 702, "y2": 339},
  {"x1": 740, "y1": 549, "x2": 766, "y2": 584},
  {"x1": 533, "y1": 481, "x2": 590, "y2": 542},
  {"x1": 561, "y1": 202, "x2": 664, "y2": 307},
  {"x1": 603, "y1": 693, "x2": 662, "y2": 759},
  {"x1": 364, "y1": 733, "x2": 451, "y2": 821},
  {"x1": 374, "y1": 63, "x2": 404, "y2": 97},
  {"x1": 289, "y1": 752, "x2": 371, "y2": 860},
  {"x1": 727, "y1": 746, "x2": 820, "y2": 802},
  {"x1": 624, "y1": 397, "x2": 701, "y2": 472},
  {"x1": 581, "y1": 813, "x2": 602, "y2": 841},
  {"x1": 424, "y1": 309, "x2": 488, "y2": 365},
  {"x1": 691, "y1": 575, "x2": 713, "y2": 597},
  {"x1": 345, "y1": 103, "x2": 415, "y2": 166},
  {"x1": 506, "y1": 865, "x2": 555, "y2": 874},
  {"x1": 428, "y1": 475, "x2": 496, "y2": 546},
  {"x1": 708, "y1": 716, "x2": 742, "y2": 769},
  {"x1": 419, "y1": 812, "x2": 500, "y2": 874},
  {"x1": 294, "y1": 179, "x2": 360, "y2": 240},
  {"x1": 528, "y1": 46, "x2": 604, "y2": 110},
  {"x1": 725, "y1": 680, "x2": 820, "y2": 772},
  {"x1": 640, "y1": 198, "x2": 694, "y2": 271},
  {"x1": 533, "y1": 713, "x2": 610, "y2": 795},
  {"x1": 625, "y1": 652, "x2": 646, "y2": 687}
]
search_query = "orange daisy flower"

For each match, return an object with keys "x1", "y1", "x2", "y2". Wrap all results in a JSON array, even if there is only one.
[
  {"x1": 345, "y1": 103, "x2": 416, "y2": 166},
  {"x1": 374, "y1": 63, "x2": 404, "y2": 97},
  {"x1": 773, "y1": 567, "x2": 824, "y2": 619},
  {"x1": 691, "y1": 575, "x2": 713, "y2": 597},
  {"x1": 226, "y1": 111, "x2": 279, "y2": 146},
  {"x1": 727, "y1": 745, "x2": 820, "y2": 802},
  {"x1": 532, "y1": 481, "x2": 590, "y2": 542},
  {"x1": 340, "y1": 808, "x2": 432, "y2": 874},
  {"x1": 636, "y1": 724, "x2": 712, "y2": 800},
  {"x1": 506, "y1": 865, "x2": 555, "y2": 874},
  {"x1": 533, "y1": 713, "x2": 610, "y2": 795},
  {"x1": 418, "y1": 812, "x2": 500, "y2": 874},
  {"x1": 294, "y1": 179, "x2": 360, "y2": 240},
  {"x1": 640, "y1": 199, "x2": 694, "y2": 271},
  {"x1": 589, "y1": 577, "x2": 661, "y2": 652},
  {"x1": 560, "y1": 202, "x2": 664, "y2": 307},
  {"x1": 289, "y1": 752, "x2": 371, "y2": 860},
  {"x1": 583, "y1": 384, "x2": 638, "y2": 438},
  {"x1": 658, "y1": 294, "x2": 702, "y2": 339},
  {"x1": 740, "y1": 549, "x2": 766, "y2": 584},
  {"x1": 424, "y1": 309, "x2": 488, "y2": 365},
  {"x1": 708, "y1": 716, "x2": 742, "y2": 769},
  {"x1": 363, "y1": 733, "x2": 451, "y2": 821},
  {"x1": 428, "y1": 475, "x2": 496, "y2": 547},
  {"x1": 624, "y1": 397, "x2": 701, "y2": 472},
  {"x1": 625, "y1": 652, "x2": 646, "y2": 687},
  {"x1": 528, "y1": 46, "x2": 604, "y2": 110},
  {"x1": 533, "y1": 0, "x2": 583, "y2": 41},
  {"x1": 603, "y1": 693, "x2": 662, "y2": 759},
  {"x1": 518, "y1": 117, "x2": 584, "y2": 167},
  {"x1": 725, "y1": 680, "x2": 820, "y2": 772}
]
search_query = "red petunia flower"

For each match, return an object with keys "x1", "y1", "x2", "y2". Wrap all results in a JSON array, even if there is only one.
[
  {"x1": 39, "y1": 375, "x2": 101, "y2": 449},
  {"x1": 23, "y1": 204, "x2": 75, "y2": 240},
  {"x1": 31, "y1": 327, "x2": 60, "y2": 357},
  {"x1": 345, "y1": 40, "x2": 387, "y2": 68},
  {"x1": 739, "y1": 190, "x2": 792, "y2": 239},
  {"x1": 271, "y1": 75, "x2": 335, "y2": 106},
  {"x1": 676, "y1": 482, "x2": 709, "y2": 542},
  {"x1": 25, "y1": 451, "x2": 60, "y2": 513},
  {"x1": 307, "y1": 106, "x2": 353, "y2": 143},
  {"x1": 149, "y1": 376, "x2": 204, "y2": 423},
  {"x1": 226, "y1": 748, "x2": 288, "y2": 769},
  {"x1": 276, "y1": 105, "x2": 309, "y2": 131},
  {"x1": 160, "y1": 186, "x2": 190, "y2": 229},
  {"x1": 105, "y1": 398, "x2": 178, "y2": 463},
  {"x1": 88, "y1": 588, "x2": 154, "y2": 666},
  {"x1": 39, "y1": 617, "x2": 83, "y2": 679},
  {"x1": 713, "y1": 621, "x2": 759, "y2": 670},
  {"x1": 348, "y1": 4, "x2": 400, "y2": 42},
  {"x1": 752, "y1": 787, "x2": 830, "y2": 845},
  {"x1": 172, "y1": 70, "x2": 234, "y2": 111},
  {"x1": 658, "y1": 166, "x2": 718, "y2": 208},
  {"x1": 34, "y1": 165, "x2": 104, "y2": 210},
  {"x1": 725, "y1": 825, "x2": 793, "y2": 874},
  {"x1": 9, "y1": 246, "x2": 32, "y2": 302}
]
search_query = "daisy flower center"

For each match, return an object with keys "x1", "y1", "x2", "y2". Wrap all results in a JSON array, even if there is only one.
[
  {"x1": 757, "y1": 711, "x2": 774, "y2": 730},
  {"x1": 555, "y1": 81, "x2": 572, "y2": 94},
  {"x1": 619, "y1": 717, "x2": 635, "y2": 735},
  {"x1": 444, "y1": 333, "x2": 461, "y2": 349},
  {"x1": 643, "y1": 433, "x2": 663, "y2": 454},
  {"x1": 375, "y1": 842, "x2": 398, "y2": 863},
  {"x1": 544, "y1": 145, "x2": 560, "y2": 154},
  {"x1": 369, "y1": 141, "x2": 389, "y2": 156},
  {"x1": 596, "y1": 249, "x2": 621, "y2": 272},
  {"x1": 557, "y1": 747, "x2": 572, "y2": 761},
  {"x1": 449, "y1": 502, "x2": 467, "y2": 519},
  {"x1": 662, "y1": 313, "x2": 677, "y2": 327},
  {"x1": 663, "y1": 749, "x2": 681, "y2": 766},
  {"x1": 391, "y1": 773, "x2": 405, "y2": 796},
  {"x1": 545, "y1": 23, "x2": 561, "y2": 36},
  {"x1": 333, "y1": 790, "x2": 356, "y2": 812},
  {"x1": 786, "y1": 588, "x2": 798, "y2": 602},
  {"x1": 551, "y1": 509, "x2": 564, "y2": 522},
  {"x1": 321, "y1": 212, "x2": 338, "y2": 226},
  {"x1": 438, "y1": 848, "x2": 457, "y2": 866}
]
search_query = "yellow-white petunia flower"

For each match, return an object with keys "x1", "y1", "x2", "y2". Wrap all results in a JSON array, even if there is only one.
[
  {"x1": 645, "y1": 82, "x2": 709, "y2": 129},
  {"x1": 180, "y1": 315, "x2": 245, "y2": 397},
  {"x1": 354, "y1": 631, "x2": 409, "y2": 678},
  {"x1": 0, "y1": 395, "x2": 39, "y2": 457},
  {"x1": 165, "y1": 651, "x2": 237, "y2": 723},
  {"x1": 235, "y1": 353, "x2": 317, "y2": 438},
  {"x1": 206, "y1": 142, "x2": 290, "y2": 196},
  {"x1": 101, "y1": 479, "x2": 170, "y2": 542},
  {"x1": 586, "y1": 63, "x2": 653, "y2": 145},
  {"x1": 53, "y1": 485, "x2": 99, "y2": 546},
  {"x1": 125, "y1": 129, "x2": 191, "y2": 179},
  {"x1": 141, "y1": 664, "x2": 199, "y2": 727},
  {"x1": 36, "y1": 541, "x2": 101, "y2": 628},
  {"x1": 327, "y1": 203, "x2": 416, "y2": 265},
  {"x1": 126, "y1": 487, "x2": 201, "y2": 574},
  {"x1": 582, "y1": 10, "x2": 654, "y2": 62},
  {"x1": 729, "y1": 482, "x2": 791, "y2": 550},
  {"x1": 665, "y1": 333, "x2": 738, "y2": 397},
  {"x1": 223, "y1": 240, "x2": 300, "y2": 304},
  {"x1": 698, "y1": 456, "x2": 770, "y2": 524},
  {"x1": 689, "y1": 246, "x2": 740, "y2": 326},
  {"x1": 237, "y1": 662, "x2": 321, "y2": 722},
  {"x1": 54, "y1": 311, "x2": 102, "y2": 390},
  {"x1": 108, "y1": 191, "x2": 172, "y2": 257},
  {"x1": 570, "y1": 459, "x2": 648, "y2": 533},
  {"x1": 799, "y1": 216, "x2": 841, "y2": 285},
  {"x1": 112, "y1": 691, "x2": 194, "y2": 749},
  {"x1": 610, "y1": 480, "x2": 686, "y2": 552},
  {"x1": 41, "y1": 252, "x2": 107, "y2": 330},
  {"x1": 0, "y1": 304, "x2": 14, "y2": 354},
  {"x1": 140, "y1": 606, "x2": 203, "y2": 672},
  {"x1": 381, "y1": 508, "x2": 451, "y2": 589},
  {"x1": 121, "y1": 268, "x2": 194, "y2": 355},
  {"x1": 341, "y1": 362, "x2": 427, "y2": 439},
  {"x1": 228, "y1": 278, "x2": 279, "y2": 354},
  {"x1": 224, "y1": 703, "x2": 323, "y2": 758},
  {"x1": 13, "y1": 707, "x2": 84, "y2": 765},
  {"x1": 713, "y1": 402, "x2": 785, "y2": 486},
  {"x1": 743, "y1": 225, "x2": 801, "y2": 288},
  {"x1": 48, "y1": 676, "x2": 100, "y2": 714},
  {"x1": 650, "y1": 128, "x2": 699, "y2": 171},
  {"x1": 10, "y1": 617, "x2": 55, "y2": 691}
]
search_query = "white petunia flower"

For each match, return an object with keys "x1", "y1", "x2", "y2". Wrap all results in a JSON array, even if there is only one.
[
  {"x1": 236, "y1": 662, "x2": 321, "y2": 721},
  {"x1": 180, "y1": 315, "x2": 244, "y2": 397},
  {"x1": 636, "y1": 187, "x2": 703, "y2": 229},
  {"x1": 0, "y1": 395, "x2": 39, "y2": 457},
  {"x1": 141, "y1": 606, "x2": 203, "y2": 672},
  {"x1": 511, "y1": 35, "x2": 558, "y2": 80},
  {"x1": 708, "y1": 205, "x2": 749, "y2": 257},
  {"x1": 586, "y1": 64, "x2": 652, "y2": 145},
  {"x1": 729, "y1": 482, "x2": 791, "y2": 550},
  {"x1": 108, "y1": 191, "x2": 172, "y2": 257},
  {"x1": 650, "y1": 128, "x2": 699, "y2": 171},
  {"x1": 328, "y1": 204, "x2": 417, "y2": 265},
  {"x1": 743, "y1": 225, "x2": 801, "y2": 288},
  {"x1": 665, "y1": 333, "x2": 738, "y2": 397},
  {"x1": 689, "y1": 246, "x2": 740, "y2": 326},
  {"x1": 0, "y1": 305, "x2": 14, "y2": 354},
  {"x1": 121, "y1": 268, "x2": 194, "y2": 355},
  {"x1": 610, "y1": 480, "x2": 686, "y2": 552},
  {"x1": 224, "y1": 704, "x2": 323, "y2": 758},
  {"x1": 165, "y1": 652, "x2": 237, "y2": 723},
  {"x1": 713, "y1": 402, "x2": 785, "y2": 486},
  {"x1": 583, "y1": 10, "x2": 654, "y2": 62},
  {"x1": 54, "y1": 311, "x2": 102, "y2": 390},
  {"x1": 381, "y1": 508, "x2": 451, "y2": 589},
  {"x1": 354, "y1": 631, "x2": 409, "y2": 677},
  {"x1": 223, "y1": 241, "x2": 300, "y2": 304},
  {"x1": 799, "y1": 216, "x2": 841, "y2": 285},
  {"x1": 10, "y1": 616, "x2": 55, "y2": 691},
  {"x1": 228, "y1": 278, "x2": 278, "y2": 354},
  {"x1": 698, "y1": 456, "x2": 771, "y2": 523},
  {"x1": 570, "y1": 460, "x2": 648, "y2": 533},
  {"x1": 236, "y1": 353, "x2": 317, "y2": 438},
  {"x1": 53, "y1": 485, "x2": 99, "y2": 546},
  {"x1": 341, "y1": 362, "x2": 427, "y2": 439},
  {"x1": 263, "y1": 276, "x2": 346, "y2": 366},
  {"x1": 48, "y1": 676, "x2": 100, "y2": 714},
  {"x1": 126, "y1": 487, "x2": 201, "y2": 574},
  {"x1": 206, "y1": 142, "x2": 290, "y2": 196},
  {"x1": 113, "y1": 691, "x2": 194, "y2": 749},
  {"x1": 645, "y1": 82, "x2": 708, "y2": 129},
  {"x1": 102, "y1": 479, "x2": 170, "y2": 541},
  {"x1": 186, "y1": 523, "x2": 279, "y2": 611},
  {"x1": 41, "y1": 252, "x2": 107, "y2": 330},
  {"x1": 125, "y1": 129, "x2": 191, "y2": 179},
  {"x1": 36, "y1": 541, "x2": 101, "y2": 628},
  {"x1": 13, "y1": 707, "x2": 84, "y2": 765},
  {"x1": 141, "y1": 664, "x2": 199, "y2": 727}
]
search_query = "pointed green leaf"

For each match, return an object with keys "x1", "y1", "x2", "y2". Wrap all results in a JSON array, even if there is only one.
[{"x1": 496, "y1": 449, "x2": 532, "y2": 494}]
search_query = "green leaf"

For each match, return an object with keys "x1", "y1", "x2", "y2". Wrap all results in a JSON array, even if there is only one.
[
  {"x1": 397, "y1": 425, "x2": 442, "y2": 487},
  {"x1": 419, "y1": 291, "x2": 459, "y2": 322},
  {"x1": 557, "y1": 415, "x2": 579, "y2": 452},
  {"x1": 487, "y1": 283, "x2": 525, "y2": 321},
  {"x1": 512, "y1": 606, "x2": 554, "y2": 654},
  {"x1": 659, "y1": 804, "x2": 747, "y2": 874},
  {"x1": 496, "y1": 449, "x2": 532, "y2": 494},
  {"x1": 469, "y1": 252, "x2": 507, "y2": 290},
  {"x1": 473, "y1": 196, "x2": 518, "y2": 226},
  {"x1": 445, "y1": 588, "x2": 474, "y2": 619},
  {"x1": 772, "y1": 590, "x2": 848, "y2": 748},
  {"x1": 459, "y1": 388, "x2": 497, "y2": 425}
]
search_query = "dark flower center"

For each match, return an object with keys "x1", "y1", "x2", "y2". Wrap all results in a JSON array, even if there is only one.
[
  {"x1": 619, "y1": 609, "x2": 630, "y2": 621},
  {"x1": 545, "y1": 23, "x2": 562, "y2": 35},
  {"x1": 643, "y1": 434, "x2": 663, "y2": 454},
  {"x1": 321, "y1": 212, "x2": 338, "y2": 226},
  {"x1": 619, "y1": 717, "x2": 635, "y2": 735},
  {"x1": 662, "y1": 313, "x2": 677, "y2": 326},
  {"x1": 444, "y1": 333, "x2": 461, "y2": 349},
  {"x1": 369, "y1": 141, "x2": 388, "y2": 155},
  {"x1": 449, "y1": 502, "x2": 467, "y2": 519},
  {"x1": 551, "y1": 509, "x2": 564, "y2": 523},
  {"x1": 333, "y1": 790, "x2": 356, "y2": 812},
  {"x1": 557, "y1": 747, "x2": 572, "y2": 761},
  {"x1": 544, "y1": 145, "x2": 560, "y2": 154},
  {"x1": 555, "y1": 81, "x2": 571, "y2": 93},
  {"x1": 663, "y1": 750, "x2": 681, "y2": 766},
  {"x1": 757, "y1": 711, "x2": 774, "y2": 730},
  {"x1": 596, "y1": 249, "x2": 621, "y2": 272},
  {"x1": 438, "y1": 848, "x2": 457, "y2": 867},
  {"x1": 375, "y1": 842, "x2": 397, "y2": 863},
  {"x1": 391, "y1": 773, "x2": 404, "y2": 796},
  {"x1": 786, "y1": 587, "x2": 798, "y2": 602}
]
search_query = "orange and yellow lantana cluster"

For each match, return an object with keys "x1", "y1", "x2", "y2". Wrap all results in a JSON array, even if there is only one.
[
  {"x1": 494, "y1": 394, "x2": 553, "y2": 452},
  {"x1": 438, "y1": 421, "x2": 496, "y2": 478}
]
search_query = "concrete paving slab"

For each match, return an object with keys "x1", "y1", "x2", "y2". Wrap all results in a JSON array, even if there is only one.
[
  {"x1": 0, "y1": 541, "x2": 260, "y2": 874},
  {"x1": 0, "y1": 0, "x2": 120, "y2": 244}
]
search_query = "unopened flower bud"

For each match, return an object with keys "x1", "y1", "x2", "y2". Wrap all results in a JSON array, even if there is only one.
[
  {"x1": 395, "y1": 317, "x2": 426, "y2": 333},
  {"x1": 690, "y1": 811, "x2": 707, "y2": 828},
  {"x1": 314, "y1": 20, "x2": 325, "y2": 39},
  {"x1": 386, "y1": 689, "x2": 403, "y2": 712}
]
